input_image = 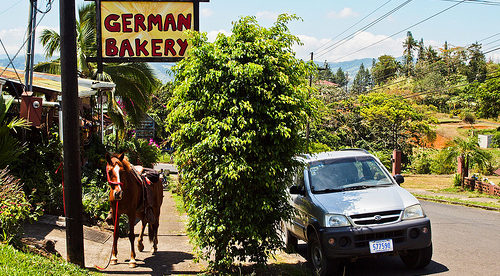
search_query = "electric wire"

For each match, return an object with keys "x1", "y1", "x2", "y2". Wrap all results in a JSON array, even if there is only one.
[
  {"x1": 325, "y1": 0, "x2": 467, "y2": 62},
  {"x1": 0, "y1": 0, "x2": 23, "y2": 17},
  {"x1": 316, "y1": 0, "x2": 414, "y2": 58},
  {"x1": 313, "y1": 0, "x2": 393, "y2": 54},
  {"x1": 0, "y1": 7, "x2": 50, "y2": 83},
  {"x1": 441, "y1": 0, "x2": 500, "y2": 6}
]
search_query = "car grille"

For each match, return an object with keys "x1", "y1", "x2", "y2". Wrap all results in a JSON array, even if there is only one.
[
  {"x1": 349, "y1": 210, "x2": 402, "y2": 226},
  {"x1": 353, "y1": 230, "x2": 406, "y2": 248}
]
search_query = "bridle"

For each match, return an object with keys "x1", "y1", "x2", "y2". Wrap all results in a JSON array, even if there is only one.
[{"x1": 106, "y1": 164, "x2": 124, "y2": 187}]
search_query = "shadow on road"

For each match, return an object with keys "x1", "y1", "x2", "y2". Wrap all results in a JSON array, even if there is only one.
[
  {"x1": 143, "y1": 250, "x2": 197, "y2": 275},
  {"x1": 294, "y1": 243, "x2": 449, "y2": 276}
]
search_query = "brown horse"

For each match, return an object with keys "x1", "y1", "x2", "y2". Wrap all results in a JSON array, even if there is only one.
[{"x1": 105, "y1": 153, "x2": 163, "y2": 268}]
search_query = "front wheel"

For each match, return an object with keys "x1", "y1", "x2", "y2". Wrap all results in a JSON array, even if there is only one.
[
  {"x1": 400, "y1": 243, "x2": 433, "y2": 269},
  {"x1": 307, "y1": 234, "x2": 341, "y2": 276}
]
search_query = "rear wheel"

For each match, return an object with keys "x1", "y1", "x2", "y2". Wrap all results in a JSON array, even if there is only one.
[
  {"x1": 400, "y1": 243, "x2": 433, "y2": 269},
  {"x1": 307, "y1": 234, "x2": 341, "y2": 276}
]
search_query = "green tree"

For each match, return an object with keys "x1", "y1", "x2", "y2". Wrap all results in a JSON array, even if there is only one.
[
  {"x1": 402, "y1": 31, "x2": 417, "y2": 76},
  {"x1": 351, "y1": 63, "x2": 372, "y2": 94},
  {"x1": 465, "y1": 43, "x2": 487, "y2": 83},
  {"x1": 167, "y1": 15, "x2": 314, "y2": 271},
  {"x1": 317, "y1": 61, "x2": 335, "y2": 82},
  {"x1": 334, "y1": 67, "x2": 349, "y2": 89},
  {"x1": 470, "y1": 72, "x2": 500, "y2": 118},
  {"x1": 358, "y1": 92, "x2": 435, "y2": 151},
  {"x1": 444, "y1": 135, "x2": 492, "y2": 181},
  {"x1": 372, "y1": 55, "x2": 399, "y2": 85},
  {"x1": 35, "y1": 3, "x2": 158, "y2": 125},
  {"x1": 0, "y1": 95, "x2": 30, "y2": 169}
]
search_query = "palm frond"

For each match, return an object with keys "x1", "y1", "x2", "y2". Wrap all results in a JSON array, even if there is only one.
[
  {"x1": 33, "y1": 60, "x2": 61, "y2": 75},
  {"x1": 39, "y1": 29, "x2": 61, "y2": 59}
]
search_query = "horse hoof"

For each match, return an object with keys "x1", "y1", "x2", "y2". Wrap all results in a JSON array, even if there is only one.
[
  {"x1": 151, "y1": 247, "x2": 157, "y2": 254},
  {"x1": 138, "y1": 242, "x2": 144, "y2": 252},
  {"x1": 110, "y1": 259, "x2": 118, "y2": 265},
  {"x1": 129, "y1": 261, "x2": 137, "y2": 268}
]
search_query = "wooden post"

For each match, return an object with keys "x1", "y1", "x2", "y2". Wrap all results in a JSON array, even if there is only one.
[
  {"x1": 60, "y1": 0, "x2": 84, "y2": 267},
  {"x1": 392, "y1": 149, "x2": 402, "y2": 175}
]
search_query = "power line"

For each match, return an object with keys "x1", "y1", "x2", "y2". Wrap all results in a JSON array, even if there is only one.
[
  {"x1": 316, "y1": 0, "x2": 414, "y2": 58},
  {"x1": 484, "y1": 45, "x2": 500, "y2": 54},
  {"x1": 313, "y1": 0, "x2": 393, "y2": 54},
  {"x1": 441, "y1": 0, "x2": 500, "y2": 6},
  {"x1": 328, "y1": 0, "x2": 467, "y2": 62},
  {"x1": 0, "y1": 0, "x2": 23, "y2": 17}
]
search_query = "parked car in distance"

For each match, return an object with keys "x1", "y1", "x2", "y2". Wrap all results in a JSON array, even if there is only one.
[{"x1": 282, "y1": 149, "x2": 432, "y2": 275}]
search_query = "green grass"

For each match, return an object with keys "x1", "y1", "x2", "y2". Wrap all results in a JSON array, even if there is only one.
[
  {"x1": 413, "y1": 193, "x2": 500, "y2": 210},
  {"x1": 0, "y1": 243, "x2": 100, "y2": 275},
  {"x1": 170, "y1": 192, "x2": 185, "y2": 215}
]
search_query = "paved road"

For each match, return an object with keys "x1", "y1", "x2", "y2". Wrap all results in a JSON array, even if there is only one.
[{"x1": 292, "y1": 200, "x2": 500, "y2": 275}]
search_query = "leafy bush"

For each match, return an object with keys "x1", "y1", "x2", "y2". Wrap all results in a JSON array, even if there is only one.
[
  {"x1": 167, "y1": 15, "x2": 313, "y2": 271},
  {"x1": 0, "y1": 169, "x2": 40, "y2": 243},
  {"x1": 460, "y1": 110, "x2": 476, "y2": 125},
  {"x1": 452, "y1": 173, "x2": 462, "y2": 187},
  {"x1": 410, "y1": 148, "x2": 455, "y2": 175},
  {"x1": 10, "y1": 130, "x2": 63, "y2": 215},
  {"x1": 104, "y1": 133, "x2": 160, "y2": 168},
  {"x1": 308, "y1": 142, "x2": 332, "y2": 153}
]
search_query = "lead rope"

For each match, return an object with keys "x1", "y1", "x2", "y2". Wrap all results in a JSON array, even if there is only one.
[
  {"x1": 94, "y1": 200, "x2": 119, "y2": 270},
  {"x1": 55, "y1": 162, "x2": 66, "y2": 216}
]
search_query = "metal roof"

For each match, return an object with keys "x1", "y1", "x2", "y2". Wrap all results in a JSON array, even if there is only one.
[{"x1": 0, "y1": 67, "x2": 114, "y2": 98}]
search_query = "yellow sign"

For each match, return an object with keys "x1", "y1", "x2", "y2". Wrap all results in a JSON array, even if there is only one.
[{"x1": 100, "y1": 1, "x2": 193, "y2": 59}]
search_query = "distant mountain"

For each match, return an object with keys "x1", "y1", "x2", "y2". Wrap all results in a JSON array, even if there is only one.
[{"x1": 0, "y1": 53, "x2": 48, "y2": 71}]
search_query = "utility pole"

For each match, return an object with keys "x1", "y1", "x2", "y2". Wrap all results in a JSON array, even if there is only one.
[
  {"x1": 306, "y1": 52, "x2": 313, "y2": 142},
  {"x1": 60, "y1": 0, "x2": 84, "y2": 267},
  {"x1": 25, "y1": 0, "x2": 38, "y2": 92}
]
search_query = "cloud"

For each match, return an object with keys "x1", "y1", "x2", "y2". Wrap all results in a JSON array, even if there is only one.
[
  {"x1": 255, "y1": 11, "x2": 279, "y2": 21},
  {"x1": 0, "y1": 26, "x2": 59, "y2": 57},
  {"x1": 327, "y1": 7, "x2": 358, "y2": 19},
  {"x1": 206, "y1": 29, "x2": 231, "y2": 42},
  {"x1": 201, "y1": 8, "x2": 213, "y2": 17},
  {"x1": 293, "y1": 31, "x2": 404, "y2": 62}
]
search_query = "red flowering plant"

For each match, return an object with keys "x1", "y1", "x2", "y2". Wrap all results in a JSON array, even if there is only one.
[{"x1": 0, "y1": 168, "x2": 41, "y2": 243}]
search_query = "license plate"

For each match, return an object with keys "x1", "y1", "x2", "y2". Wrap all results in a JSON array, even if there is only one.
[{"x1": 369, "y1": 239, "x2": 393, "y2": 253}]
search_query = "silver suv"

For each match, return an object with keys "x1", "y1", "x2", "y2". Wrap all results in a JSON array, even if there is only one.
[{"x1": 282, "y1": 149, "x2": 432, "y2": 275}]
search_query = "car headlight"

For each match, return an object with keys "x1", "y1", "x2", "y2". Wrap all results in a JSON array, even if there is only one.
[
  {"x1": 403, "y1": 204, "x2": 425, "y2": 220},
  {"x1": 325, "y1": 214, "x2": 351, "y2": 227}
]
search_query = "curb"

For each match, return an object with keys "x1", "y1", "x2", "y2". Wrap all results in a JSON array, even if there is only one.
[{"x1": 414, "y1": 195, "x2": 500, "y2": 212}]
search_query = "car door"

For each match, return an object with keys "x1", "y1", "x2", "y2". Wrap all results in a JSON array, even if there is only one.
[{"x1": 289, "y1": 168, "x2": 309, "y2": 241}]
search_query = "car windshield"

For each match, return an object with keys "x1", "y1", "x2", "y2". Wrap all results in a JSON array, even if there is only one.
[{"x1": 308, "y1": 156, "x2": 393, "y2": 193}]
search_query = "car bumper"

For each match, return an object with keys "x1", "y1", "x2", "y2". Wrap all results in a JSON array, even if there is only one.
[{"x1": 319, "y1": 217, "x2": 431, "y2": 259}]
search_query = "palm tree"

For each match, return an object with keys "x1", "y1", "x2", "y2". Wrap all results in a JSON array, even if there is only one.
[
  {"x1": 0, "y1": 95, "x2": 30, "y2": 169},
  {"x1": 444, "y1": 135, "x2": 492, "y2": 184},
  {"x1": 402, "y1": 31, "x2": 417, "y2": 77},
  {"x1": 34, "y1": 3, "x2": 159, "y2": 126}
]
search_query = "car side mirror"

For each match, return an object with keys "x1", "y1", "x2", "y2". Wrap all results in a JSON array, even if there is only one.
[
  {"x1": 393, "y1": 174, "x2": 404, "y2": 185},
  {"x1": 289, "y1": 185, "x2": 305, "y2": 195}
]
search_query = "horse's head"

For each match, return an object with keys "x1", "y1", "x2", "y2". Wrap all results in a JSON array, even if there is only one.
[{"x1": 105, "y1": 153, "x2": 127, "y2": 201}]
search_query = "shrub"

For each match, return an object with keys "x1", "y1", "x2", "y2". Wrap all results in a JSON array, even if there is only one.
[
  {"x1": 460, "y1": 110, "x2": 476, "y2": 125},
  {"x1": 167, "y1": 15, "x2": 314, "y2": 271},
  {"x1": 0, "y1": 169, "x2": 39, "y2": 243},
  {"x1": 452, "y1": 173, "x2": 462, "y2": 187},
  {"x1": 105, "y1": 133, "x2": 160, "y2": 168}
]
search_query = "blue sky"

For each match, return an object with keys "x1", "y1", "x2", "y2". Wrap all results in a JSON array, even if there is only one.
[{"x1": 1, "y1": 0, "x2": 500, "y2": 63}]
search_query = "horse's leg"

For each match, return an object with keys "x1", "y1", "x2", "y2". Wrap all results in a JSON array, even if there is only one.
[
  {"x1": 137, "y1": 220, "x2": 146, "y2": 252},
  {"x1": 110, "y1": 208, "x2": 119, "y2": 265},
  {"x1": 128, "y1": 214, "x2": 137, "y2": 268},
  {"x1": 151, "y1": 222, "x2": 159, "y2": 254}
]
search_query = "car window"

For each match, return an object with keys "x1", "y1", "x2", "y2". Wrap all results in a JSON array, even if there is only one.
[
  {"x1": 293, "y1": 167, "x2": 305, "y2": 188},
  {"x1": 309, "y1": 156, "x2": 393, "y2": 193}
]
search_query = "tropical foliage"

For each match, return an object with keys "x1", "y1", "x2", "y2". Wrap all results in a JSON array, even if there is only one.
[
  {"x1": 35, "y1": 2, "x2": 159, "y2": 126},
  {"x1": 0, "y1": 95, "x2": 29, "y2": 169},
  {"x1": 167, "y1": 15, "x2": 314, "y2": 271}
]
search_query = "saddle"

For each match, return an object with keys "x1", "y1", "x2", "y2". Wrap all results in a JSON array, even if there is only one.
[{"x1": 132, "y1": 166, "x2": 160, "y2": 225}]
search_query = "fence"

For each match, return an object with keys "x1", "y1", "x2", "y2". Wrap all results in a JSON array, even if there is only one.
[{"x1": 463, "y1": 178, "x2": 500, "y2": 197}]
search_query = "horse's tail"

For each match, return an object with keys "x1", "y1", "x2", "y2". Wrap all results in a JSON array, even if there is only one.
[{"x1": 148, "y1": 223, "x2": 154, "y2": 243}]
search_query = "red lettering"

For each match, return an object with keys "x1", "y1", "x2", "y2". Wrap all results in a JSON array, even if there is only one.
[
  {"x1": 164, "y1": 14, "x2": 177, "y2": 31},
  {"x1": 135, "y1": 39, "x2": 149, "y2": 56},
  {"x1": 122, "y1": 14, "x2": 133, "y2": 33},
  {"x1": 164, "y1": 39, "x2": 176, "y2": 56},
  {"x1": 152, "y1": 39, "x2": 162, "y2": 56},
  {"x1": 104, "y1": 14, "x2": 120, "y2": 32},
  {"x1": 177, "y1": 14, "x2": 191, "y2": 31},
  {"x1": 177, "y1": 39, "x2": 188, "y2": 56},
  {"x1": 134, "y1": 14, "x2": 146, "y2": 32},
  {"x1": 148, "y1": 14, "x2": 162, "y2": 32},
  {"x1": 105, "y1": 38, "x2": 118, "y2": 56},
  {"x1": 119, "y1": 39, "x2": 134, "y2": 57}
]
